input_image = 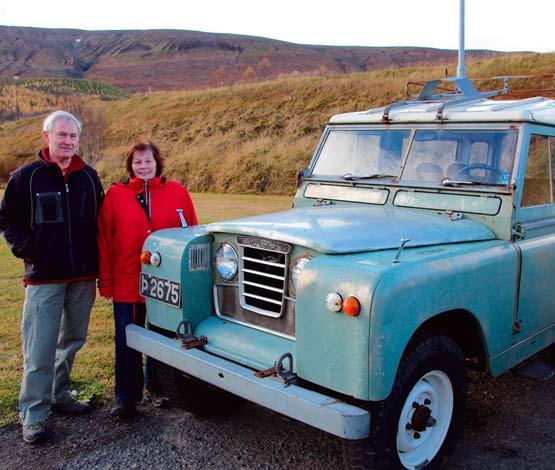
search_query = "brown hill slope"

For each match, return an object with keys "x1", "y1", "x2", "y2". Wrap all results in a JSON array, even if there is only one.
[
  {"x1": 1, "y1": 52, "x2": 553, "y2": 194},
  {"x1": 0, "y1": 77, "x2": 128, "y2": 122},
  {"x1": 0, "y1": 26, "x2": 515, "y2": 92}
]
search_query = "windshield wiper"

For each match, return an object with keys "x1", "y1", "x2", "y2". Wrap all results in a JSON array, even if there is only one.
[
  {"x1": 341, "y1": 173, "x2": 398, "y2": 181},
  {"x1": 440, "y1": 178, "x2": 505, "y2": 187}
]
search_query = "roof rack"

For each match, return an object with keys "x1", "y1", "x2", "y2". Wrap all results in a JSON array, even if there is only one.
[
  {"x1": 378, "y1": 73, "x2": 555, "y2": 122},
  {"x1": 406, "y1": 73, "x2": 555, "y2": 100},
  {"x1": 379, "y1": 76, "x2": 508, "y2": 122}
]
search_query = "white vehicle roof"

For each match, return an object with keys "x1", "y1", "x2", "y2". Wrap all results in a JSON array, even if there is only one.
[{"x1": 330, "y1": 94, "x2": 555, "y2": 126}]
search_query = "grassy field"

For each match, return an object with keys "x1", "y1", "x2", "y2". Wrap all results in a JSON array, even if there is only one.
[{"x1": 0, "y1": 191, "x2": 292, "y2": 425}]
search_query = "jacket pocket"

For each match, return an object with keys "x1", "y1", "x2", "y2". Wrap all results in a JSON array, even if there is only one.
[{"x1": 35, "y1": 192, "x2": 64, "y2": 224}]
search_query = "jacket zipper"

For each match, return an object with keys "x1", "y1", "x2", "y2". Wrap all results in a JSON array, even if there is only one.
[
  {"x1": 144, "y1": 179, "x2": 151, "y2": 220},
  {"x1": 65, "y1": 181, "x2": 76, "y2": 275}
]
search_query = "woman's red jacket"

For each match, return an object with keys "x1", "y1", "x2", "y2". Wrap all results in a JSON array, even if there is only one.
[{"x1": 97, "y1": 177, "x2": 198, "y2": 302}]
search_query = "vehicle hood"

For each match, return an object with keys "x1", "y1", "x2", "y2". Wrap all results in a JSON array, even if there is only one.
[{"x1": 206, "y1": 205, "x2": 496, "y2": 254}]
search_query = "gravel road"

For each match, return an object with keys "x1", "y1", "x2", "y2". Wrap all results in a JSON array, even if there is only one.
[{"x1": 1, "y1": 366, "x2": 553, "y2": 470}]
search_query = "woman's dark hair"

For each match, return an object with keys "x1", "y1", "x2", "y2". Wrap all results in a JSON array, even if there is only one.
[{"x1": 125, "y1": 140, "x2": 164, "y2": 177}]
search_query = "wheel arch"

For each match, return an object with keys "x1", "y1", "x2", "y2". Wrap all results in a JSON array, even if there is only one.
[{"x1": 403, "y1": 309, "x2": 490, "y2": 373}]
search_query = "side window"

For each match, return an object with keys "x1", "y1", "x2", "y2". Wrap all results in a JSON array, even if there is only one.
[
  {"x1": 521, "y1": 135, "x2": 553, "y2": 207},
  {"x1": 552, "y1": 138, "x2": 555, "y2": 201}
]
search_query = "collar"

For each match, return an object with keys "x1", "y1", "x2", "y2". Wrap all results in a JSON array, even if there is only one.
[
  {"x1": 127, "y1": 176, "x2": 165, "y2": 191},
  {"x1": 40, "y1": 147, "x2": 86, "y2": 176}
]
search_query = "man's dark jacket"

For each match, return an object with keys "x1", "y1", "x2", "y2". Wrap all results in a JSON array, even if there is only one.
[{"x1": 0, "y1": 149, "x2": 104, "y2": 282}]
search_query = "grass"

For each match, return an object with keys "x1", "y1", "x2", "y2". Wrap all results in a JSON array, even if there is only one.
[
  {"x1": 193, "y1": 192, "x2": 292, "y2": 224},
  {"x1": 0, "y1": 191, "x2": 292, "y2": 425}
]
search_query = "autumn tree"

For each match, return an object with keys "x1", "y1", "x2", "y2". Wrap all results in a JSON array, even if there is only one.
[
  {"x1": 257, "y1": 57, "x2": 272, "y2": 80},
  {"x1": 61, "y1": 94, "x2": 105, "y2": 166},
  {"x1": 212, "y1": 65, "x2": 228, "y2": 87},
  {"x1": 242, "y1": 66, "x2": 258, "y2": 83}
]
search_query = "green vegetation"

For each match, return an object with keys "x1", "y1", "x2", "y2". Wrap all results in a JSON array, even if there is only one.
[
  {"x1": 0, "y1": 77, "x2": 128, "y2": 99},
  {"x1": 0, "y1": 191, "x2": 292, "y2": 425},
  {"x1": 0, "y1": 77, "x2": 128, "y2": 124},
  {"x1": 0, "y1": 52, "x2": 553, "y2": 192}
]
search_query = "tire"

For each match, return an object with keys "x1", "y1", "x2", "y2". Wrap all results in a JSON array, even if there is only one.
[
  {"x1": 544, "y1": 343, "x2": 555, "y2": 367},
  {"x1": 343, "y1": 335, "x2": 467, "y2": 470},
  {"x1": 148, "y1": 357, "x2": 244, "y2": 417}
]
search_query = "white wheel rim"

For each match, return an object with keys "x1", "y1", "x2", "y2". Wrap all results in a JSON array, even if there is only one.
[{"x1": 397, "y1": 370, "x2": 453, "y2": 469}]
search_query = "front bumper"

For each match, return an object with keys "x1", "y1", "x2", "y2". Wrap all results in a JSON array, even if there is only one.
[{"x1": 126, "y1": 324, "x2": 370, "y2": 439}]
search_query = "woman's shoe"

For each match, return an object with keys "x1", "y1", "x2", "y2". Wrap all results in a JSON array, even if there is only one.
[
  {"x1": 110, "y1": 402, "x2": 138, "y2": 418},
  {"x1": 144, "y1": 388, "x2": 169, "y2": 408}
]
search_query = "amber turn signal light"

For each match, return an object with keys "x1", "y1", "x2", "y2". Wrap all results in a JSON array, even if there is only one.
[
  {"x1": 342, "y1": 296, "x2": 360, "y2": 317},
  {"x1": 140, "y1": 250, "x2": 151, "y2": 265}
]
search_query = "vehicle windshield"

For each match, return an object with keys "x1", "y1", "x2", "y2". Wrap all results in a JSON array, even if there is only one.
[
  {"x1": 402, "y1": 129, "x2": 518, "y2": 185},
  {"x1": 312, "y1": 129, "x2": 410, "y2": 178},
  {"x1": 311, "y1": 128, "x2": 518, "y2": 186}
]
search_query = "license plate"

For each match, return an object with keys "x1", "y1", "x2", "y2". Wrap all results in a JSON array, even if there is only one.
[{"x1": 140, "y1": 273, "x2": 181, "y2": 308}]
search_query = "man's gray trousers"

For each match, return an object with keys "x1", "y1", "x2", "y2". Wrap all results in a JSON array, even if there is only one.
[{"x1": 19, "y1": 280, "x2": 95, "y2": 425}]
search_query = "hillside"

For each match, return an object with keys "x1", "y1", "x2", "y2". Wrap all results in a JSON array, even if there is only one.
[
  {"x1": 0, "y1": 77, "x2": 128, "y2": 122},
  {"x1": 0, "y1": 52, "x2": 554, "y2": 193},
  {"x1": 0, "y1": 26, "x2": 516, "y2": 92}
]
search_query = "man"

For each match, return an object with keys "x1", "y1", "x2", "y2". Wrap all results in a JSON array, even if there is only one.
[{"x1": 0, "y1": 110, "x2": 104, "y2": 443}]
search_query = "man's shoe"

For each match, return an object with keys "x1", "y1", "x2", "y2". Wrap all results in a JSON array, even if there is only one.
[
  {"x1": 22, "y1": 422, "x2": 47, "y2": 444},
  {"x1": 51, "y1": 400, "x2": 91, "y2": 415},
  {"x1": 110, "y1": 402, "x2": 138, "y2": 418}
]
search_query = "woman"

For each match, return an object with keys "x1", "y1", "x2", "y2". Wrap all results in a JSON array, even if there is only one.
[{"x1": 98, "y1": 140, "x2": 197, "y2": 417}]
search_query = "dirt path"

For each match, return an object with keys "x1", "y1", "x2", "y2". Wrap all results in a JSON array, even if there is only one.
[{"x1": 1, "y1": 369, "x2": 553, "y2": 469}]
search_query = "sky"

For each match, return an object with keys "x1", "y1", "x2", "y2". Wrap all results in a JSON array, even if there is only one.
[{"x1": 0, "y1": 0, "x2": 553, "y2": 53}]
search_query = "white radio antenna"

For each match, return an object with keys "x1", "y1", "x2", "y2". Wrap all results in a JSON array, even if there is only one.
[{"x1": 457, "y1": 0, "x2": 467, "y2": 79}]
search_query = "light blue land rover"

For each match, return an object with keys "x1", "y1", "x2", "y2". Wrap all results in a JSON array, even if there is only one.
[{"x1": 127, "y1": 77, "x2": 555, "y2": 470}]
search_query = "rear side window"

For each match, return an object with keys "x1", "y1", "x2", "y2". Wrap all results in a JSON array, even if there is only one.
[{"x1": 521, "y1": 135, "x2": 555, "y2": 207}]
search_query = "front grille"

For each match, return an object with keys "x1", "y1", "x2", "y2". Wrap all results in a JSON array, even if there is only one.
[{"x1": 237, "y1": 236, "x2": 290, "y2": 317}]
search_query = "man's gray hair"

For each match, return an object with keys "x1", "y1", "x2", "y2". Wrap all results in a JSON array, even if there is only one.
[{"x1": 43, "y1": 110, "x2": 82, "y2": 135}]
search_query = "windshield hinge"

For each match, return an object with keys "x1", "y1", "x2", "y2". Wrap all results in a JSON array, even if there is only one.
[
  {"x1": 512, "y1": 223, "x2": 526, "y2": 240},
  {"x1": 314, "y1": 198, "x2": 333, "y2": 206},
  {"x1": 445, "y1": 211, "x2": 463, "y2": 221}
]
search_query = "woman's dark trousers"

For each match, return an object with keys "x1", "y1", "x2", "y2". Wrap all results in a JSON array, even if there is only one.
[{"x1": 113, "y1": 302, "x2": 146, "y2": 404}]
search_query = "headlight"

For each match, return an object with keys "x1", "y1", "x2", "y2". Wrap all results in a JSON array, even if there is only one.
[
  {"x1": 215, "y1": 243, "x2": 238, "y2": 281},
  {"x1": 290, "y1": 257, "x2": 310, "y2": 291}
]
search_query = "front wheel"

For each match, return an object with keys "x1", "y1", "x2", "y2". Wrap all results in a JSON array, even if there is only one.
[{"x1": 343, "y1": 335, "x2": 467, "y2": 470}]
